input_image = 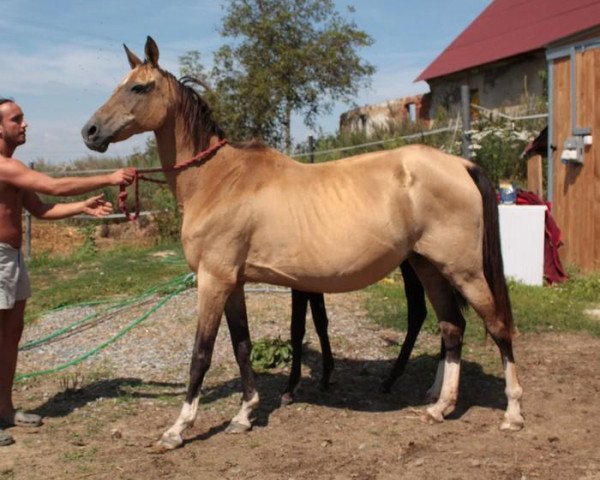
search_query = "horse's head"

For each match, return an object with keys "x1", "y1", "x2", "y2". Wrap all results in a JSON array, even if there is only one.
[{"x1": 82, "y1": 36, "x2": 171, "y2": 152}]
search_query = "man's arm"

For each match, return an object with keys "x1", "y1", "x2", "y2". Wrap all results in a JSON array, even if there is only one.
[
  {"x1": 23, "y1": 191, "x2": 113, "y2": 220},
  {"x1": 0, "y1": 156, "x2": 134, "y2": 196}
]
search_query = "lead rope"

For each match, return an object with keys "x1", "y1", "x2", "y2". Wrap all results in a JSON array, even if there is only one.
[{"x1": 118, "y1": 138, "x2": 228, "y2": 221}]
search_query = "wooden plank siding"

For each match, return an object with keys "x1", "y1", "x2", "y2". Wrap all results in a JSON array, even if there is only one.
[{"x1": 551, "y1": 48, "x2": 600, "y2": 271}]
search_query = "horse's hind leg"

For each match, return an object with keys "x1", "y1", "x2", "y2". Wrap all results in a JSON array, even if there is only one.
[
  {"x1": 281, "y1": 291, "x2": 333, "y2": 406},
  {"x1": 409, "y1": 257, "x2": 466, "y2": 422},
  {"x1": 308, "y1": 292, "x2": 334, "y2": 391},
  {"x1": 224, "y1": 286, "x2": 259, "y2": 433},
  {"x1": 157, "y1": 275, "x2": 232, "y2": 450},
  {"x1": 281, "y1": 290, "x2": 310, "y2": 405},
  {"x1": 380, "y1": 261, "x2": 427, "y2": 393},
  {"x1": 457, "y1": 276, "x2": 524, "y2": 430},
  {"x1": 424, "y1": 340, "x2": 446, "y2": 403}
]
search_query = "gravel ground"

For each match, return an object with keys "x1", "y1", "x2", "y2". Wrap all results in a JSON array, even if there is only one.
[{"x1": 18, "y1": 285, "x2": 424, "y2": 387}]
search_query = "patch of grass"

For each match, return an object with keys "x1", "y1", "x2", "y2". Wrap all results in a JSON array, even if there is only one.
[
  {"x1": 508, "y1": 273, "x2": 600, "y2": 335},
  {"x1": 26, "y1": 242, "x2": 188, "y2": 324},
  {"x1": 365, "y1": 270, "x2": 600, "y2": 338},
  {"x1": 62, "y1": 446, "x2": 99, "y2": 463},
  {"x1": 364, "y1": 280, "x2": 442, "y2": 335}
]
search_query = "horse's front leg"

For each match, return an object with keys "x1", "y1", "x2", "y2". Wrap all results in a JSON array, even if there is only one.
[
  {"x1": 224, "y1": 286, "x2": 259, "y2": 433},
  {"x1": 156, "y1": 275, "x2": 232, "y2": 451}
]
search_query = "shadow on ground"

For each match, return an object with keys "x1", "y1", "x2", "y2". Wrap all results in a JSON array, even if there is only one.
[{"x1": 32, "y1": 344, "x2": 506, "y2": 440}]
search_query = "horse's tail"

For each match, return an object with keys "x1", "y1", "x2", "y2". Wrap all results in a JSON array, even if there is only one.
[{"x1": 466, "y1": 165, "x2": 514, "y2": 333}]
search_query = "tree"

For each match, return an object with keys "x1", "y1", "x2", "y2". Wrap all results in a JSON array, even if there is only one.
[
  {"x1": 210, "y1": 0, "x2": 375, "y2": 152},
  {"x1": 179, "y1": 50, "x2": 211, "y2": 86}
]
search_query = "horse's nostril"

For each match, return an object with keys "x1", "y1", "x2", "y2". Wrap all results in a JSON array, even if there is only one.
[{"x1": 87, "y1": 125, "x2": 97, "y2": 138}]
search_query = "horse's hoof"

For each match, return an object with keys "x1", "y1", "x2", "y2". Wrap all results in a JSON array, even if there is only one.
[
  {"x1": 500, "y1": 415, "x2": 524, "y2": 431},
  {"x1": 442, "y1": 403, "x2": 456, "y2": 417},
  {"x1": 318, "y1": 379, "x2": 330, "y2": 392},
  {"x1": 280, "y1": 393, "x2": 294, "y2": 407},
  {"x1": 225, "y1": 421, "x2": 251, "y2": 434},
  {"x1": 424, "y1": 406, "x2": 444, "y2": 424},
  {"x1": 153, "y1": 432, "x2": 183, "y2": 452}
]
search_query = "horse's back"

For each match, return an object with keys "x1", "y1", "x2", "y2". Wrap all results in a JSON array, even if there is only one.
[{"x1": 239, "y1": 144, "x2": 480, "y2": 291}]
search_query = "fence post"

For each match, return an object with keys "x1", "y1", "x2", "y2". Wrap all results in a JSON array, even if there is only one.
[
  {"x1": 461, "y1": 85, "x2": 471, "y2": 159},
  {"x1": 308, "y1": 135, "x2": 315, "y2": 163},
  {"x1": 24, "y1": 162, "x2": 33, "y2": 258}
]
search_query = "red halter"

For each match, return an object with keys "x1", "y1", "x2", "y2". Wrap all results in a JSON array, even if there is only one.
[{"x1": 118, "y1": 139, "x2": 228, "y2": 221}]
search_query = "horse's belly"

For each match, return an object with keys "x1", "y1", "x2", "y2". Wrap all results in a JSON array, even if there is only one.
[{"x1": 244, "y1": 238, "x2": 407, "y2": 293}]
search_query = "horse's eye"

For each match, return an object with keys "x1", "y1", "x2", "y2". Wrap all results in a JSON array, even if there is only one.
[{"x1": 131, "y1": 84, "x2": 151, "y2": 94}]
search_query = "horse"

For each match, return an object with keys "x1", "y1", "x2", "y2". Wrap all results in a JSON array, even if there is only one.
[
  {"x1": 82, "y1": 37, "x2": 524, "y2": 450},
  {"x1": 284, "y1": 260, "x2": 428, "y2": 406}
]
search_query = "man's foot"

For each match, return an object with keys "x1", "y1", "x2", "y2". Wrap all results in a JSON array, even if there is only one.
[
  {"x1": 0, "y1": 411, "x2": 42, "y2": 428},
  {"x1": 0, "y1": 429, "x2": 14, "y2": 446}
]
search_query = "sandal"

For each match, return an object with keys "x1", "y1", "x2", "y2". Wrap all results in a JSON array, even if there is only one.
[
  {"x1": 0, "y1": 429, "x2": 14, "y2": 446},
  {"x1": 0, "y1": 411, "x2": 42, "y2": 428}
]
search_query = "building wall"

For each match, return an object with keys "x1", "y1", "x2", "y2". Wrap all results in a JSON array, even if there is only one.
[
  {"x1": 339, "y1": 94, "x2": 431, "y2": 135},
  {"x1": 426, "y1": 51, "x2": 547, "y2": 121},
  {"x1": 339, "y1": 52, "x2": 546, "y2": 135},
  {"x1": 550, "y1": 43, "x2": 600, "y2": 272}
]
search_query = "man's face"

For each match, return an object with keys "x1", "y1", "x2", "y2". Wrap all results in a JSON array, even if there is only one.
[{"x1": 0, "y1": 102, "x2": 28, "y2": 147}]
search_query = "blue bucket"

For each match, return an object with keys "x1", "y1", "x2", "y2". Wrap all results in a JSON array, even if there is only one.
[{"x1": 499, "y1": 182, "x2": 516, "y2": 205}]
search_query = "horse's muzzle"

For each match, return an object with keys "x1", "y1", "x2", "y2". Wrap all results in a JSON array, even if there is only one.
[{"x1": 81, "y1": 120, "x2": 110, "y2": 152}]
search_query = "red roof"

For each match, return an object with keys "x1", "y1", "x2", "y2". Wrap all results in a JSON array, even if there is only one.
[{"x1": 417, "y1": 0, "x2": 600, "y2": 81}]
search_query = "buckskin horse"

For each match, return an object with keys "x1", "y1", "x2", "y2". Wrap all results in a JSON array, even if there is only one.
[{"x1": 82, "y1": 37, "x2": 524, "y2": 450}]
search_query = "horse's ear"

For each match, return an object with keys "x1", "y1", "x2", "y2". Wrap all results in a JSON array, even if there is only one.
[
  {"x1": 144, "y1": 36, "x2": 160, "y2": 67},
  {"x1": 123, "y1": 44, "x2": 142, "y2": 69}
]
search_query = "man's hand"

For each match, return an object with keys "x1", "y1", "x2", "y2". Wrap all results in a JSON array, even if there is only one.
[
  {"x1": 82, "y1": 194, "x2": 113, "y2": 217},
  {"x1": 109, "y1": 167, "x2": 136, "y2": 186}
]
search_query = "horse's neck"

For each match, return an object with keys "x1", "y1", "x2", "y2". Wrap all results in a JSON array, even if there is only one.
[{"x1": 154, "y1": 120, "x2": 222, "y2": 206}]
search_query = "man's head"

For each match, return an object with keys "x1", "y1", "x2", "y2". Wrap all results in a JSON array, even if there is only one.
[{"x1": 0, "y1": 98, "x2": 27, "y2": 150}]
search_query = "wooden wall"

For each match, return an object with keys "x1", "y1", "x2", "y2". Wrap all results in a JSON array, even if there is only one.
[{"x1": 551, "y1": 47, "x2": 600, "y2": 271}]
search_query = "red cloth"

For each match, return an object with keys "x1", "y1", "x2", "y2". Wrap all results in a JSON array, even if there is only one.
[{"x1": 514, "y1": 191, "x2": 568, "y2": 284}]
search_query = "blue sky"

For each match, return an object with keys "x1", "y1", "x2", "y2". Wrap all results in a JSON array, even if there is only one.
[{"x1": 1, "y1": 0, "x2": 490, "y2": 164}]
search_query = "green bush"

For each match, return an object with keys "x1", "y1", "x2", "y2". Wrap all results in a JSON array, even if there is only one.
[
  {"x1": 250, "y1": 337, "x2": 292, "y2": 371},
  {"x1": 466, "y1": 113, "x2": 545, "y2": 186},
  {"x1": 151, "y1": 188, "x2": 182, "y2": 244}
]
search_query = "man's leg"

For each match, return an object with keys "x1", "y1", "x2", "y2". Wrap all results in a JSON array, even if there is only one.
[
  {"x1": 0, "y1": 301, "x2": 25, "y2": 445},
  {"x1": 0, "y1": 299, "x2": 41, "y2": 432},
  {"x1": 0, "y1": 300, "x2": 26, "y2": 420}
]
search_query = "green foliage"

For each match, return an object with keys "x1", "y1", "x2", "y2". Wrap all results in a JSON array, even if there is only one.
[
  {"x1": 293, "y1": 112, "x2": 460, "y2": 163},
  {"x1": 76, "y1": 224, "x2": 98, "y2": 257},
  {"x1": 250, "y1": 337, "x2": 292, "y2": 371},
  {"x1": 364, "y1": 279, "x2": 441, "y2": 335},
  {"x1": 179, "y1": 50, "x2": 211, "y2": 85},
  {"x1": 151, "y1": 187, "x2": 182, "y2": 243},
  {"x1": 207, "y1": 0, "x2": 375, "y2": 151},
  {"x1": 467, "y1": 112, "x2": 546, "y2": 186}
]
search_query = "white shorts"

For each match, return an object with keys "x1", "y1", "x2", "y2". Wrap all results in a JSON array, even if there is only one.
[{"x1": 0, "y1": 242, "x2": 32, "y2": 310}]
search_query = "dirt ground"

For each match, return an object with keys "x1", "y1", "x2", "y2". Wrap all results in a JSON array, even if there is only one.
[
  {"x1": 2, "y1": 283, "x2": 600, "y2": 480},
  {"x1": 28, "y1": 219, "x2": 156, "y2": 257}
]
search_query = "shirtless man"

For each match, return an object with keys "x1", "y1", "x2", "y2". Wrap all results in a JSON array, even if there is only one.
[{"x1": 0, "y1": 98, "x2": 135, "y2": 446}]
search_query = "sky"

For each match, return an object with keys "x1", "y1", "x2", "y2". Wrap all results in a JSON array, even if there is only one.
[{"x1": 1, "y1": 0, "x2": 490, "y2": 165}]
